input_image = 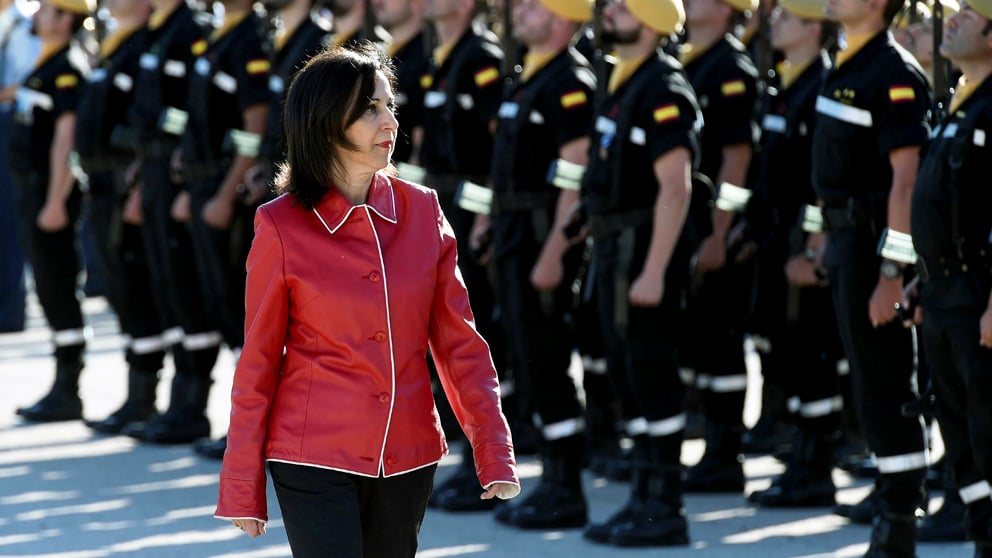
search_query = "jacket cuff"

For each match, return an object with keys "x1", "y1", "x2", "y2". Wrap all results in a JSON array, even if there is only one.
[
  {"x1": 216, "y1": 477, "x2": 268, "y2": 522},
  {"x1": 474, "y1": 444, "x2": 519, "y2": 488}
]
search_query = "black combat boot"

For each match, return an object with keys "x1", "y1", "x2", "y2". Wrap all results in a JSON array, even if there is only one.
[
  {"x1": 193, "y1": 436, "x2": 228, "y2": 459},
  {"x1": 917, "y1": 481, "x2": 966, "y2": 542},
  {"x1": 864, "y1": 512, "x2": 917, "y2": 558},
  {"x1": 430, "y1": 440, "x2": 497, "y2": 512},
  {"x1": 86, "y1": 368, "x2": 159, "y2": 434},
  {"x1": 684, "y1": 422, "x2": 745, "y2": 493},
  {"x1": 741, "y1": 381, "x2": 792, "y2": 455},
  {"x1": 609, "y1": 466, "x2": 689, "y2": 547},
  {"x1": 975, "y1": 542, "x2": 992, "y2": 558},
  {"x1": 749, "y1": 430, "x2": 837, "y2": 507},
  {"x1": 502, "y1": 436, "x2": 587, "y2": 529},
  {"x1": 17, "y1": 359, "x2": 84, "y2": 422},
  {"x1": 836, "y1": 489, "x2": 879, "y2": 524},
  {"x1": 124, "y1": 374, "x2": 211, "y2": 444}
]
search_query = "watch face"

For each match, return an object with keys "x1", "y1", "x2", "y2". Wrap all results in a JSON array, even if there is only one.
[{"x1": 881, "y1": 261, "x2": 901, "y2": 279}]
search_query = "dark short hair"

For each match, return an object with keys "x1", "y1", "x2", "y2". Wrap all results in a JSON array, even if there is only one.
[{"x1": 274, "y1": 41, "x2": 396, "y2": 209}]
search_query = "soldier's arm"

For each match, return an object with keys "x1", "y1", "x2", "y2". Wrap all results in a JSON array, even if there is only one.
[
  {"x1": 48, "y1": 113, "x2": 76, "y2": 206},
  {"x1": 216, "y1": 103, "x2": 268, "y2": 208},
  {"x1": 642, "y1": 146, "x2": 692, "y2": 283},
  {"x1": 531, "y1": 137, "x2": 587, "y2": 290},
  {"x1": 885, "y1": 146, "x2": 920, "y2": 236},
  {"x1": 712, "y1": 142, "x2": 752, "y2": 241}
]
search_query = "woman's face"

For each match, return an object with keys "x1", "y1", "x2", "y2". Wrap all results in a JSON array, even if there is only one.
[{"x1": 340, "y1": 71, "x2": 398, "y2": 177}]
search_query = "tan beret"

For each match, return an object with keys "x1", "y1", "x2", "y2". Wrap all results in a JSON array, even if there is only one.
[
  {"x1": 628, "y1": 0, "x2": 687, "y2": 34},
  {"x1": 538, "y1": 0, "x2": 593, "y2": 21},
  {"x1": 779, "y1": 0, "x2": 828, "y2": 19},
  {"x1": 50, "y1": 0, "x2": 95, "y2": 14}
]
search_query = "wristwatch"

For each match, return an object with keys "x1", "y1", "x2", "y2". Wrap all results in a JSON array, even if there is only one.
[{"x1": 880, "y1": 259, "x2": 903, "y2": 280}]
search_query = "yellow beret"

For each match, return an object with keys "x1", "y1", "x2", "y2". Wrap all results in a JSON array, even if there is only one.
[
  {"x1": 779, "y1": 0, "x2": 828, "y2": 19},
  {"x1": 49, "y1": 0, "x2": 95, "y2": 14},
  {"x1": 628, "y1": 0, "x2": 687, "y2": 34},
  {"x1": 723, "y1": 0, "x2": 758, "y2": 13},
  {"x1": 965, "y1": 0, "x2": 992, "y2": 18},
  {"x1": 538, "y1": 0, "x2": 593, "y2": 21}
]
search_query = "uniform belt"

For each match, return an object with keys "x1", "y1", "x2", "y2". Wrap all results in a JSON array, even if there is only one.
[
  {"x1": 136, "y1": 139, "x2": 179, "y2": 158},
  {"x1": 820, "y1": 196, "x2": 884, "y2": 230},
  {"x1": 588, "y1": 208, "x2": 653, "y2": 239},
  {"x1": 78, "y1": 156, "x2": 133, "y2": 175},
  {"x1": 183, "y1": 161, "x2": 229, "y2": 184},
  {"x1": 491, "y1": 191, "x2": 557, "y2": 215},
  {"x1": 918, "y1": 253, "x2": 992, "y2": 282}
]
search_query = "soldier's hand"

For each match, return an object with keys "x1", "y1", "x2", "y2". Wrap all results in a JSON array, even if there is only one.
[
  {"x1": 980, "y1": 306, "x2": 992, "y2": 348},
  {"x1": 869, "y1": 278, "x2": 902, "y2": 327},
  {"x1": 695, "y1": 234, "x2": 726, "y2": 274},
  {"x1": 231, "y1": 519, "x2": 265, "y2": 538},
  {"x1": 202, "y1": 195, "x2": 235, "y2": 230},
  {"x1": 530, "y1": 252, "x2": 563, "y2": 291},
  {"x1": 171, "y1": 191, "x2": 191, "y2": 223},
  {"x1": 123, "y1": 187, "x2": 143, "y2": 225},
  {"x1": 125, "y1": 159, "x2": 142, "y2": 188},
  {"x1": 785, "y1": 254, "x2": 821, "y2": 287},
  {"x1": 469, "y1": 216, "x2": 491, "y2": 265},
  {"x1": 240, "y1": 165, "x2": 269, "y2": 205},
  {"x1": 36, "y1": 201, "x2": 68, "y2": 232},
  {"x1": 629, "y1": 272, "x2": 664, "y2": 307}
]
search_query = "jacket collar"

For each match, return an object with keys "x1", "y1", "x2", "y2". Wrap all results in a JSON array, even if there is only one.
[{"x1": 312, "y1": 173, "x2": 398, "y2": 235}]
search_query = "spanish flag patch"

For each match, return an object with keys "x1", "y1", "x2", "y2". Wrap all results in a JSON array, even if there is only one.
[
  {"x1": 889, "y1": 85, "x2": 915, "y2": 103},
  {"x1": 55, "y1": 74, "x2": 78, "y2": 89},
  {"x1": 721, "y1": 79, "x2": 746, "y2": 96},
  {"x1": 191, "y1": 39, "x2": 207, "y2": 56},
  {"x1": 474, "y1": 66, "x2": 500, "y2": 88},
  {"x1": 653, "y1": 103, "x2": 680, "y2": 123},
  {"x1": 246, "y1": 59, "x2": 271, "y2": 75},
  {"x1": 560, "y1": 90, "x2": 587, "y2": 109},
  {"x1": 420, "y1": 74, "x2": 433, "y2": 89}
]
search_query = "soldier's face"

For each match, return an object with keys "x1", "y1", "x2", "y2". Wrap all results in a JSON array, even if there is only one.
[
  {"x1": 941, "y1": 3, "x2": 992, "y2": 62},
  {"x1": 424, "y1": 0, "x2": 462, "y2": 21},
  {"x1": 328, "y1": 0, "x2": 357, "y2": 17},
  {"x1": 340, "y1": 72, "x2": 398, "y2": 177},
  {"x1": 602, "y1": 0, "x2": 642, "y2": 44},
  {"x1": 107, "y1": 0, "x2": 149, "y2": 19},
  {"x1": 373, "y1": 0, "x2": 416, "y2": 28},
  {"x1": 906, "y1": 20, "x2": 934, "y2": 65},
  {"x1": 824, "y1": 0, "x2": 872, "y2": 25},
  {"x1": 512, "y1": 0, "x2": 554, "y2": 46},
  {"x1": 769, "y1": 6, "x2": 810, "y2": 50},
  {"x1": 685, "y1": 0, "x2": 728, "y2": 26},
  {"x1": 30, "y1": 0, "x2": 64, "y2": 39}
]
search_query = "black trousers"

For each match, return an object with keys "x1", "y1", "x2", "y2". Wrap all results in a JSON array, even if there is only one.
[
  {"x1": 593, "y1": 228, "x2": 689, "y2": 466},
  {"x1": 140, "y1": 156, "x2": 219, "y2": 378},
  {"x1": 920, "y1": 299, "x2": 992, "y2": 543},
  {"x1": 270, "y1": 461, "x2": 437, "y2": 558},
  {"x1": 11, "y1": 170, "x2": 85, "y2": 363},
  {"x1": 826, "y1": 226, "x2": 926, "y2": 514},
  {"x1": 87, "y1": 171, "x2": 165, "y2": 372}
]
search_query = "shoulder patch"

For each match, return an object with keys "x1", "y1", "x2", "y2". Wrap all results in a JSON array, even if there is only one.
[
  {"x1": 191, "y1": 39, "x2": 207, "y2": 56},
  {"x1": 653, "y1": 103, "x2": 681, "y2": 123},
  {"x1": 721, "y1": 79, "x2": 746, "y2": 97},
  {"x1": 55, "y1": 74, "x2": 78, "y2": 89},
  {"x1": 888, "y1": 85, "x2": 915, "y2": 103},
  {"x1": 246, "y1": 58, "x2": 271, "y2": 75},
  {"x1": 420, "y1": 73, "x2": 433, "y2": 89},
  {"x1": 474, "y1": 66, "x2": 500, "y2": 88},
  {"x1": 560, "y1": 90, "x2": 588, "y2": 109}
]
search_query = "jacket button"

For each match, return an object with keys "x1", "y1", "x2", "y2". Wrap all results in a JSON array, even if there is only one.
[
  {"x1": 368, "y1": 271, "x2": 380, "y2": 282},
  {"x1": 378, "y1": 392, "x2": 390, "y2": 404},
  {"x1": 373, "y1": 331, "x2": 386, "y2": 343},
  {"x1": 386, "y1": 456, "x2": 398, "y2": 466}
]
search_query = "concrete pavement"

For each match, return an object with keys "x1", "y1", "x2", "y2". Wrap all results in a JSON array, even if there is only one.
[{"x1": 0, "y1": 294, "x2": 972, "y2": 557}]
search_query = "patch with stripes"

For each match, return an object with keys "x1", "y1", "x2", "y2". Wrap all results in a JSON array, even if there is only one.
[
  {"x1": 55, "y1": 74, "x2": 78, "y2": 89},
  {"x1": 246, "y1": 59, "x2": 271, "y2": 75},
  {"x1": 721, "y1": 79, "x2": 746, "y2": 97},
  {"x1": 191, "y1": 39, "x2": 207, "y2": 56},
  {"x1": 560, "y1": 90, "x2": 587, "y2": 109},
  {"x1": 653, "y1": 103, "x2": 680, "y2": 123},
  {"x1": 473, "y1": 66, "x2": 500, "y2": 88},
  {"x1": 889, "y1": 85, "x2": 915, "y2": 103}
]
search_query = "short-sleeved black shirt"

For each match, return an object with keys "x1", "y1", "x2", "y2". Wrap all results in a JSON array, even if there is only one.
[
  {"x1": 911, "y1": 76, "x2": 992, "y2": 308},
  {"x1": 811, "y1": 32, "x2": 930, "y2": 204},
  {"x1": 9, "y1": 46, "x2": 86, "y2": 177},
  {"x1": 683, "y1": 35, "x2": 758, "y2": 184},
  {"x1": 419, "y1": 29, "x2": 504, "y2": 177},
  {"x1": 490, "y1": 47, "x2": 596, "y2": 256},
  {"x1": 391, "y1": 32, "x2": 430, "y2": 165},
  {"x1": 583, "y1": 53, "x2": 700, "y2": 217},
  {"x1": 182, "y1": 14, "x2": 271, "y2": 167}
]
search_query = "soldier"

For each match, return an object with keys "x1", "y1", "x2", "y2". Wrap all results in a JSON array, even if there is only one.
[
  {"x1": 10, "y1": 0, "x2": 91, "y2": 423},
  {"x1": 485, "y1": 0, "x2": 593, "y2": 530},
  {"x1": 812, "y1": 0, "x2": 932, "y2": 552},
  {"x1": 75, "y1": 0, "x2": 167, "y2": 434},
  {"x1": 419, "y1": 0, "x2": 505, "y2": 512},
  {"x1": 122, "y1": 0, "x2": 220, "y2": 444},
  {"x1": 374, "y1": 0, "x2": 429, "y2": 165},
  {"x1": 737, "y1": 0, "x2": 843, "y2": 507},
  {"x1": 579, "y1": 0, "x2": 701, "y2": 547},
  {"x1": 326, "y1": 0, "x2": 389, "y2": 48},
  {"x1": 680, "y1": 0, "x2": 760, "y2": 494},
  {"x1": 911, "y1": 0, "x2": 992, "y2": 555}
]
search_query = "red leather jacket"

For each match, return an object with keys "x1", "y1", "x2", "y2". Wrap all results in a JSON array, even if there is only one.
[{"x1": 215, "y1": 174, "x2": 518, "y2": 521}]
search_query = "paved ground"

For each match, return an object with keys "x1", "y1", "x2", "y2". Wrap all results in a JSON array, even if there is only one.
[{"x1": 0, "y1": 294, "x2": 973, "y2": 557}]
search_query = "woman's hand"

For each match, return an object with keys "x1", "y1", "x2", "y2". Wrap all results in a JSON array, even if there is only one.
[
  {"x1": 231, "y1": 519, "x2": 266, "y2": 538},
  {"x1": 481, "y1": 482, "x2": 520, "y2": 501}
]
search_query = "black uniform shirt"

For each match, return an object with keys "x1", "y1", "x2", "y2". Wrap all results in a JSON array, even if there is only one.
[
  {"x1": 9, "y1": 45, "x2": 86, "y2": 176},
  {"x1": 128, "y1": 3, "x2": 207, "y2": 146},
  {"x1": 683, "y1": 35, "x2": 758, "y2": 184},
  {"x1": 183, "y1": 14, "x2": 271, "y2": 167},
  {"x1": 490, "y1": 47, "x2": 595, "y2": 255},
  {"x1": 911, "y1": 75, "x2": 992, "y2": 308},
  {"x1": 751, "y1": 53, "x2": 828, "y2": 233},
  {"x1": 391, "y1": 32, "x2": 430, "y2": 165},
  {"x1": 260, "y1": 17, "x2": 329, "y2": 166},
  {"x1": 420, "y1": 28, "x2": 504, "y2": 176},
  {"x1": 811, "y1": 31, "x2": 930, "y2": 204},
  {"x1": 583, "y1": 53, "x2": 700, "y2": 216},
  {"x1": 76, "y1": 27, "x2": 149, "y2": 167}
]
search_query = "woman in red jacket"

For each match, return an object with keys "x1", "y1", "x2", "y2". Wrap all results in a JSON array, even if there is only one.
[{"x1": 214, "y1": 42, "x2": 520, "y2": 557}]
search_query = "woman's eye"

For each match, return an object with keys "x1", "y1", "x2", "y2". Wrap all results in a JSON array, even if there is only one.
[{"x1": 366, "y1": 104, "x2": 377, "y2": 114}]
